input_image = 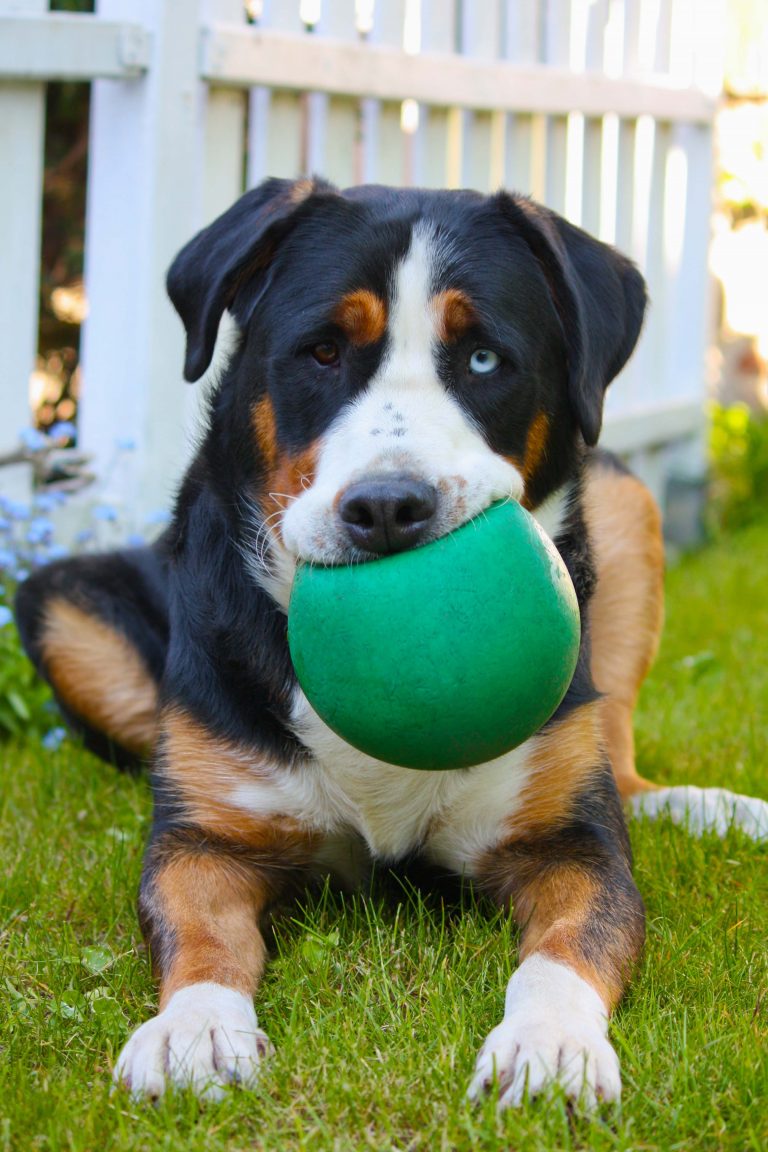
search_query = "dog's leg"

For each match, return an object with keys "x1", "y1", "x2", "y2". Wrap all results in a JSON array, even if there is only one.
[
  {"x1": 584, "y1": 452, "x2": 664, "y2": 800},
  {"x1": 468, "y1": 769, "x2": 644, "y2": 1109},
  {"x1": 114, "y1": 831, "x2": 276, "y2": 1100},
  {"x1": 585, "y1": 453, "x2": 768, "y2": 840},
  {"x1": 14, "y1": 547, "x2": 168, "y2": 767},
  {"x1": 113, "y1": 708, "x2": 315, "y2": 1100}
]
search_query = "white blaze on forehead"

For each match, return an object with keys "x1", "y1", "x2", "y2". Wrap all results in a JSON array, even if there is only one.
[
  {"x1": 384, "y1": 222, "x2": 446, "y2": 385},
  {"x1": 276, "y1": 223, "x2": 523, "y2": 570}
]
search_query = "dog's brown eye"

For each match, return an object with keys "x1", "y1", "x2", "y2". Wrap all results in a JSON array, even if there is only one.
[{"x1": 312, "y1": 342, "x2": 340, "y2": 366}]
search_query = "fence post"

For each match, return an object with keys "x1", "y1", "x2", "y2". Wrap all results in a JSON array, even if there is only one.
[
  {"x1": 0, "y1": 0, "x2": 46, "y2": 500},
  {"x1": 78, "y1": 0, "x2": 207, "y2": 525}
]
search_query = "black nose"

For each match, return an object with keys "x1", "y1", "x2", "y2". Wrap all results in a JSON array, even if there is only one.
[{"x1": 338, "y1": 473, "x2": 438, "y2": 555}]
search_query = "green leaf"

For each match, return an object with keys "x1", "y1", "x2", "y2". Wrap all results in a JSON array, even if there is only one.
[
  {"x1": 7, "y1": 691, "x2": 31, "y2": 721},
  {"x1": 81, "y1": 945, "x2": 114, "y2": 974}
]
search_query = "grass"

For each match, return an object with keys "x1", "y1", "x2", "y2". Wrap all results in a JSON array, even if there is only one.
[{"x1": 1, "y1": 518, "x2": 767, "y2": 1152}]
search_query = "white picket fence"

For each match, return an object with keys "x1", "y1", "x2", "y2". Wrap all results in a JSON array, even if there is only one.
[{"x1": 0, "y1": 0, "x2": 725, "y2": 526}]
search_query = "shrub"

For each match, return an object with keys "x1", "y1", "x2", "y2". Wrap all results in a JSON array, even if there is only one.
[{"x1": 708, "y1": 401, "x2": 768, "y2": 530}]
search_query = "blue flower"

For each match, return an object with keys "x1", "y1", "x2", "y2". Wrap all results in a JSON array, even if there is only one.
[
  {"x1": 145, "y1": 509, "x2": 171, "y2": 526},
  {"x1": 0, "y1": 605, "x2": 13, "y2": 628},
  {"x1": 19, "y1": 428, "x2": 49, "y2": 452},
  {"x1": 0, "y1": 549, "x2": 16, "y2": 571},
  {"x1": 125, "y1": 533, "x2": 145, "y2": 548},
  {"x1": 49, "y1": 421, "x2": 77, "y2": 441},
  {"x1": 46, "y1": 544, "x2": 70, "y2": 561},
  {"x1": 74, "y1": 529, "x2": 94, "y2": 546},
  {"x1": 42, "y1": 726, "x2": 67, "y2": 750},
  {"x1": 27, "y1": 518, "x2": 55, "y2": 545},
  {"x1": 115, "y1": 436, "x2": 136, "y2": 452},
  {"x1": 5, "y1": 501, "x2": 30, "y2": 521},
  {"x1": 34, "y1": 492, "x2": 60, "y2": 513},
  {"x1": 92, "y1": 504, "x2": 118, "y2": 523},
  {"x1": 0, "y1": 517, "x2": 11, "y2": 532}
]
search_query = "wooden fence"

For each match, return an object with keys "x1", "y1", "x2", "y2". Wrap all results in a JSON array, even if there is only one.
[{"x1": 0, "y1": 0, "x2": 725, "y2": 525}]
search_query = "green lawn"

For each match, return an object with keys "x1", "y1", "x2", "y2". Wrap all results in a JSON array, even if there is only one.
[{"x1": 1, "y1": 519, "x2": 766, "y2": 1152}]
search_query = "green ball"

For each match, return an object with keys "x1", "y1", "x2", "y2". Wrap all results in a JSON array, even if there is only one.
[{"x1": 288, "y1": 500, "x2": 580, "y2": 770}]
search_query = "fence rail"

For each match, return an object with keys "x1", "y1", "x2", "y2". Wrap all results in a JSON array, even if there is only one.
[{"x1": 0, "y1": 0, "x2": 726, "y2": 524}]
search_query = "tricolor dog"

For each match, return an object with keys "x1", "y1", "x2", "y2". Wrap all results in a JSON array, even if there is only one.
[{"x1": 15, "y1": 179, "x2": 767, "y2": 1107}]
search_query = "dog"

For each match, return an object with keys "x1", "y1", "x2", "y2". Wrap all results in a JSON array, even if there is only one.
[{"x1": 15, "y1": 178, "x2": 768, "y2": 1108}]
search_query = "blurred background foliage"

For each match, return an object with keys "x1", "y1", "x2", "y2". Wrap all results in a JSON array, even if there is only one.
[{"x1": 708, "y1": 400, "x2": 768, "y2": 529}]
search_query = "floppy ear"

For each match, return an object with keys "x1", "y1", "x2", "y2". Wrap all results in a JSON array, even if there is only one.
[
  {"x1": 496, "y1": 194, "x2": 647, "y2": 446},
  {"x1": 167, "y1": 177, "x2": 334, "y2": 382}
]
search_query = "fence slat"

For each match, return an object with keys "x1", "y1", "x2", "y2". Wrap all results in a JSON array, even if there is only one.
[
  {"x1": 201, "y1": 25, "x2": 716, "y2": 121},
  {"x1": 0, "y1": 0, "x2": 46, "y2": 498},
  {"x1": 78, "y1": 0, "x2": 206, "y2": 518},
  {"x1": 0, "y1": 12, "x2": 150, "y2": 80}
]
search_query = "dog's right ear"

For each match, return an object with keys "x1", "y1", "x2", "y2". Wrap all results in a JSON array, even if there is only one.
[{"x1": 167, "y1": 177, "x2": 333, "y2": 382}]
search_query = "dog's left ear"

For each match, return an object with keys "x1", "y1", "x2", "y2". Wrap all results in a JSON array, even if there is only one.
[{"x1": 497, "y1": 194, "x2": 647, "y2": 446}]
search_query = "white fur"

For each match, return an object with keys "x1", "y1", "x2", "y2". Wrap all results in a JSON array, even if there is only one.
[
  {"x1": 113, "y1": 983, "x2": 270, "y2": 1101},
  {"x1": 279, "y1": 225, "x2": 523, "y2": 568},
  {"x1": 197, "y1": 310, "x2": 242, "y2": 389},
  {"x1": 285, "y1": 689, "x2": 535, "y2": 866},
  {"x1": 530, "y1": 482, "x2": 572, "y2": 541},
  {"x1": 631, "y1": 785, "x2": 768, "y2": 841},
  {"x1": 468, "y1": 956, "x2": 620, "y2": 1109},
  {"x1": 239, "y1": 494, "x2": 297, "y2": 613}
]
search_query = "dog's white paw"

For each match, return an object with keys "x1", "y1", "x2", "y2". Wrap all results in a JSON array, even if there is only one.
[
  {"x1": 467, "y1": 956, "x2": 620, "y2": 1110},
  {"x1": 113, "y1": 982, "x2": 272, "y2": 1101},
  {"x1": 631, "y1": 785, "x2": 768, "y2": 841}
]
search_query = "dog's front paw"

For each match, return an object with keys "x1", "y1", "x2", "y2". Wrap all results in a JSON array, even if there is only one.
[
  {"x1": 113, "y1": 982, "x2": 272, "y2": 1101},
  {"x1": 467, "y1": 956, "x2": 620, "y2": 1110}
]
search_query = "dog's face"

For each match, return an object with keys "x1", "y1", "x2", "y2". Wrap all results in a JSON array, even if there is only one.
[{"x1": 168, "y1": 179, "x2": 646, "y2": 598}]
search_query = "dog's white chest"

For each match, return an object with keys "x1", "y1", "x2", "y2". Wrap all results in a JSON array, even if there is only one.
[{"x1": 287, "y1": 689, "x2": 533, "y2": 866}]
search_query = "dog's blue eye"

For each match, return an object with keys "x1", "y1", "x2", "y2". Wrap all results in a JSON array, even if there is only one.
[{"x1": 469, "y1": 349, "x2": 500, "y2": 375}]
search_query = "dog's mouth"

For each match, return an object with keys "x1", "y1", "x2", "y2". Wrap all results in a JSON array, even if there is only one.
[
  {"x1": 279, "y1": 472, "x2": 520, "y2": 567},
  {"x1": 246, "y1": 440, "x2": 526, "y2": 608}
]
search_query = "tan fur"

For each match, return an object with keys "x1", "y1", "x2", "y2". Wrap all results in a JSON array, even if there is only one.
[
  {"x1": 510, "y1": 701, "x2": 604, "y2": 834},
  {"x1": 252, "y1": 395, "x2": 279, "y2": 472},
  {"x1": 511, "y1": 411, "x2": 551, "y2": 507},
  {"x1": 332, "y1": 289, "x2": 387, "y2": 345},
  {"x1": 584, "y1": 461, "x2": 665, "y2": 798},
  {"x1": 159, "y1": 709, "x2": 316, "y2": 851},
  {"x1": 151, "y1": 850, "x2": 270, "y2": 1005},
  {"x1": 513, "y1": 864, "x2": 635, "y2": 1008},
  {"x1": 432, "y1": 288, "x2": 478, "y2": 344},
  {"x1": 288, "y1": 177, "x2": 318, "y2": 205},
  {"x1": 473, "y1": 831, "x2": 643, "y2": 1010},
  {"x1": 40, "y1": 598, "x2": 158, "y2": 756},
  {"x1": 514, "y1": 867, "x2": 617, "y2": 1005},
  {"x1": 252, "y1": 396, "x2": 320, "y2": 535}
]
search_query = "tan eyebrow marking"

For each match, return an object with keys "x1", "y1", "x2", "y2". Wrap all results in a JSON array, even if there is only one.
[
  {"x1": 332, "y1": 289, "x2": 388, "y2": 345},
  {"x1": 432, "y1": 288, "x2": 479, "y2": 344}
]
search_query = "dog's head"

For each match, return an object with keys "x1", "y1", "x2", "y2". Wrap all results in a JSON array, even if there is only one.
[{"x1": 168, "y1": 178, "x2": 645, "y2": 601}]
